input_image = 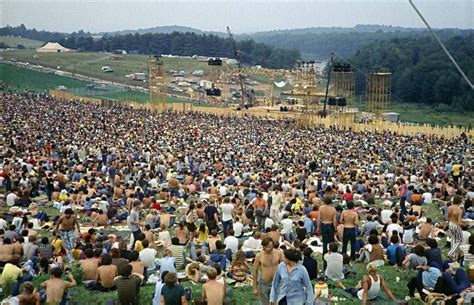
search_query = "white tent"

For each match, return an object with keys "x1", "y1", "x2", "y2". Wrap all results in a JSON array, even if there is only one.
[{"x1": 36, "y1": 42, "x2": 71, "y2": 53}]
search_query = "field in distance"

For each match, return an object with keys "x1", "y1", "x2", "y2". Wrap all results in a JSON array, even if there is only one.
[{"x1": 0, "y1": 36, "x2": 45, "y2": 49}]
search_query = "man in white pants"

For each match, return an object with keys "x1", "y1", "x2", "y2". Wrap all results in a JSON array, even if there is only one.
[{"x1": 269, "y1": 187, "x2": 283, "y2": 224}]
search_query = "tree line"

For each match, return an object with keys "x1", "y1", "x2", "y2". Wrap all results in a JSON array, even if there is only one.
[
  {"x1": 0, "y1": 25, "x2": 300, "y2": 69},
  {"x1": 346, "y1": 34, "x2": 474, "y2": 111}
]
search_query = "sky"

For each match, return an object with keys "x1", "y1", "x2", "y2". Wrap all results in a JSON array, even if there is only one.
[{"x1": 2, "y1": 0, "x2": 473, "y2": 34}]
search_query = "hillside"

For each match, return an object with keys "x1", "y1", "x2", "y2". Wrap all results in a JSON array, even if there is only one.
[
  {"x1": 347, "y1": 34, "x2": 474, "y2": 111},
  {"x1": 99, "y1": 25, "x2": 204, "y2": 36},
  {"x1": 0, "y1": 36, "x2": 44, "y2": 49},
  {"x1": 243, "y1": 28, "x2": 473, "y2": 60}
]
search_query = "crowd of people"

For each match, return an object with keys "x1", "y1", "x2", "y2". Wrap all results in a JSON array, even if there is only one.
[{"x1": 0, "y1": 92, "x2": 473, "y2": 305}]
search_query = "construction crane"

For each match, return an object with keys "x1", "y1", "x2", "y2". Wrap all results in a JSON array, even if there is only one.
[{"x1": 226, "y1": 26, "x2": 248, "y2": 108}]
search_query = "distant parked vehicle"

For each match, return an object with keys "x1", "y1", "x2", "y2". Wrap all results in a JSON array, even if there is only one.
[{"x1": 101, "y1": 66, "x2": 113, "y2": 73}]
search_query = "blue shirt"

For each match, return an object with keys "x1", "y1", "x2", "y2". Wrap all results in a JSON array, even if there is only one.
[
  {"x1": 303, "y1": 218, "x2": 313, "y2": 234},
  {"x1": 270, "y1": 262, "x2": 314, "y2": 305},
  {"x1": 386, "y1": 244, "x2": 406, "y2": 266},
  {"x1": 422, "y1": 267, "x2": 442, "y2": 290}
]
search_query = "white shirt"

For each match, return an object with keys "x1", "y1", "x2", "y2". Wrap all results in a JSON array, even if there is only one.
[
  {"x1": 6, "y1": 193, "x2": 17, "y2": 207},
  {"x1": 139, "y1": 248, "x2": 157, "y2": 268},
  {"x1": 386, "y1": 223, "x2": 403, "y2": 235},
  {"x1": 0, "y1": 218, "x2": 7, "y2": 230},
  {"x1": 220, "y1": 203, "x2": 234, "y2": 222},
  {"x1": 148, "y1": 178, "x2": 158, "y2": 189},
  {"x1": 98, "y1": 200, "x2": 108, "y2": 212},
  {"x1": 233, "y1": 222, "x2": 244, "y2": 237},
  {"x1": 242, "y1": 237, "x2": 261, "y2": 251},
  {"x1": 270, "y1": 193, "x2": 283, "y2": 210},
  {"x1": 281, "y1": 218, "x2": 294, "y2": 234},
  {"x1": 264, "y1": 217, "x2": 274, "y2": 230},
  {"x1": 381, "y1": 209, "x2": 393, "y2": 224},
  {"x1": 224, "y1": 236, "x2": 239, "y2": 252},
  {"x1": 422, "y1": 192, "x2": 432, "y2": 204}
]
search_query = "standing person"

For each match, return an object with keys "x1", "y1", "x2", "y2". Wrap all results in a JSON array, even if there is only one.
[
  {"x1": 114, "y1": 264, "x2": 144, "y2": 305},
  {"x1": 341, "y1": 201, "x2": 358, "y2": 259},
  {"x1": 252, "y1": 192, "x2": 268, "y2": 232},
  {"x1": 160, "y1": 272, "x2": 188, "y2": 305},
  {"x1": 269, "y1": 248, "x2": 314, "y2": 305},
  {"x1": 318, "y1": 196, "x2": 337, "y2": 256},
  {"x1": 128, "y1": 200, "x2": 142, "y2": 249},
  {"x1": 204, "y1": 200, "x2": 219, "y2": 232},
  {"x1": 398, "y1": 178, "x2": 407, "y2": 219},
  {"x1": 253, "y1": 237, "x2": 282, "y2": 305},
  {"x1": 53, "y1": 208, "x2": 80, "y2": 263},
  {"x1": 270, "y1": 187, "x2": 283, "y2": 224},
  {"x1": 447, "y1": 195, "x2": 463, "y2": 261},
  {"x1": 220, "y1": 197, "x2": 234, "y2": 238}
]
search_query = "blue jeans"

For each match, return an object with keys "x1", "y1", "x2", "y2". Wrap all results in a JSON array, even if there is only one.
[
  {"x1": 342, "y1": 227, "x2": 356, "y2": 258},
  {"x1": 400, "y1": 196, "x2": 407, "y2": 217},
  {"x1": 443, "y1": 269, "x2": 470, "y2": 294},
  {"x1": 321, "y1": 223, "x2": 335, "y2": 255},
  {"x1": 222, "y1": 220, "x2": 233, "y2": 238}
]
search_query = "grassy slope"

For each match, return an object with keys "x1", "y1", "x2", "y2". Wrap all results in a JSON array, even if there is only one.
[
  {"x1": 0, "y1": 198, "x2": 446, "y2": 305},
  {"x1": 0, "y1": 50, "x2": 211, "y2": 87},
  {"x1": 0, "y1": 36, "x2": 45, "y2": 49},
  {"x1": 0, "y1": 63, "x2": 88, "y2": 92}
]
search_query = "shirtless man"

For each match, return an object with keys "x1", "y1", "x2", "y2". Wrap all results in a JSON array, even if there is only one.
[
  {"x1": 0, "y1": 238, "x2": 16, "y2": 264},
  {"x1": 447, "y1": 195, "x2": 463, "y2": 261},
  {"x1": 267, "y1": 225, "x2": 281, "y2": 243},
  {"x1": 340, "y1": 200, "x2": 359, "y2": 259},
  {"x1": 252, "y1": 237, "x2": 282, "y2": 305},
  {"x1": 318, "y1": 196, "x2": 337, "y2": 255},
  {"x1": 202, "y1": 267, "x2": 225, "y2": 305},
  {"x1": 41, "y1": 267, "x2": 77, "y2": 305},
  {"x1": 54, "y1": 208, "x2": 80, "y2": 263},
  {"x1": 79, "y1": 249, "x2": 100, "y2": 281},
  {"x1": 95, "y1": 254, "x2": 118, "y2": 290}
]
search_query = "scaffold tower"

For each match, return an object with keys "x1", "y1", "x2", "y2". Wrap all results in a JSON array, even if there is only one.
[
  {"x1": 366, "y1": 68, "x2": 391, "y2": 118},
  {"x1": 331, "y1": 63, "x2": 355, "y2": 101},
  {"x1": 148, "y1": 55, "x2": 167, "y2": 110}
]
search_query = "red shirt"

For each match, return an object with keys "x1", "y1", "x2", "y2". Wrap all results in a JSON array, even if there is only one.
[{"x1": 342, "y1": 192, "x2": 353, "y2": 201}]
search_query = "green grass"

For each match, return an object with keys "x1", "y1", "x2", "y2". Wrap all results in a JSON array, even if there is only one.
[
  {"x1": 1, "y1": 197, "x2": 446, "y2": 305},
  {"x1": 0, "y1": 63, "x2": 88, "y2": 92},
  {"x1": 0, "y1": 36, "x2": 45, "y2": 49},
  {"x1": 0, "y1": 50, "x2": 212, "y2": 87},
  {"x1": 351, "y1": 98, "x2": 474, "y2": 128}
]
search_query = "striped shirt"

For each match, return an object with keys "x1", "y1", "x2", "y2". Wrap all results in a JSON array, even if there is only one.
[{"x1": 114, "y1": 275, "x2": 142, "y2": 305}]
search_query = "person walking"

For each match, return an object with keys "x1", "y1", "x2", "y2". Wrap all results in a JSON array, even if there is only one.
[
  {"x1": 53, "y1": 208, "x2": 80, "y2": 263},
  {"x1": 269, "y1": 248, "x2": 313, "y2": 305}
]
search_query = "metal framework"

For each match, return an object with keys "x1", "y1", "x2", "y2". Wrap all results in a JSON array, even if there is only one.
[
  {"x1": 148, "y1": 56, "x2": 167, "y2": 110},
  {"x1": 331, "y1": 63, "x2": 355, "y2": 100},
  {"x1": 366, "y1": 69, "x2": 391, "y2": 118}
]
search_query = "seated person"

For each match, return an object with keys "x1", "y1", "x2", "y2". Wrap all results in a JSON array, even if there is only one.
[
  {"x1": 129, "y1": 250, "x2": 146, "y2": 276},
  {"x1": 88, "y1": 254, "x2": 118, "y2": 291},
  {"x1": 407, "y1": 262, "x2": 444, "y2": 301},
  {"x1": 79, "y1": 249, "x2": 100, "y2": 281},
  {"x1": 356, "y1": 234, "x2": 385, "y2": 267},
  {"x1": 155, "y1": 249, "x2": 177, "y2": 275},
  {"x1": 210, "y1": 241, "x2": 229, "y2": 272},
  {"x1": 17, "y1": 281, "x2": 41, "y2": 305},
  {"x1": 442, "y1": 262, "x2": 471, "y2": 295},
  {"x1": 386, "y1": 234, "x2": 405, "y2": 267},
  {"x1": 302, "y1": 247, "x2": 318, "y2": 281},
  {"x1": 228, "y1": 250, "x2": 249, "y2": 282},
  {"x1": 346, "y1": 262, "x2": 398, "y2": 304},
  {"x1": 41, "y1": 267, "x2": 77, "y2": 305},
  {"x1": 418, "y1": 218, "x2": 434, "y2": 240},
  {"x1": 202, "y1": 267, "x2": 225, "y2": 305},
  {"x1": 324, "y1": 242, "x2": 345, "y2": 289},
  {"x1": 402, "y1": 244, "x2": 427, "y2": 269},
  {"x1": 0, "y1": 238, "x2": 15, "y2": 264}
]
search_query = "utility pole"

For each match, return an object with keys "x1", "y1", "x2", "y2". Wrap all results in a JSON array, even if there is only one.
[{"x1": 323, "y1": 52, "x2": 334, "y2": 117}]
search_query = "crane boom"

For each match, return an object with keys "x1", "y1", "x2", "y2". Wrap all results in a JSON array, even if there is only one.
[{"x1": 226, "y1": 26, "x2": 247, "y2": 107}]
